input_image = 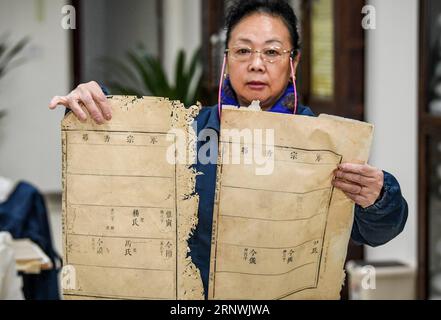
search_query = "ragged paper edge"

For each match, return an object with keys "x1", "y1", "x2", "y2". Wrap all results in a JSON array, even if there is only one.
[
  {"x1": 60, "y1": 96, "x2": 204, "y2": 300},
  {"x1": 62, "y1": 130, "x2": 82, "y2": 299},
  {"x1": 61, "y1": 130, "x2": 69, "y2": 291},
  {"x1": 170, "y1": 100, "x2": 205, "y2": 300}
]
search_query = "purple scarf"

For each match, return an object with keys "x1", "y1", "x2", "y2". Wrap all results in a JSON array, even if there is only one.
[{"x1": 220, "y1": 77, "x2": 296, "y2": 114}]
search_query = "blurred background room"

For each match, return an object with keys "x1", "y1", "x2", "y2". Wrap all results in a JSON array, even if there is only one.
[{"x1": 0, "y1": 0, "x2": 435, "y2": 300}]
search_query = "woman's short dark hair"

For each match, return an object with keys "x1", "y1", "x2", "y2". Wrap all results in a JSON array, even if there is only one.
[{"x1": 225, "y1": 0, "x2": 300, "y2": 54}]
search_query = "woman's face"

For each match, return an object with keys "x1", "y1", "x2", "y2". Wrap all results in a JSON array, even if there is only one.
[{"x1": 227, "y1": 13, "x2": 299, "y2": 110}]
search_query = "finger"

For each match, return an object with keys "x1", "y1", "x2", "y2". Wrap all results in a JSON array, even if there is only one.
[
  {"x1": 49, "y1": 96, "x2": 69, "y2": 110},
  {"x1": 338, "y1": 163, "x2": 376, "y2": 177},
  {"x1": 78, "y1": 88, "x2": 104, "y2": 124},
  {"x1": 332, "y1": 179, "x2": 362, "y2": 195},
  {"x1": 343, "y1": 192, "x2": 370, "y2": 208},
  {"x1": 334, "y1": 170, "x2": 375, "y2": 187},
  {"x1": 67, "y1": 95, "x2": 87, "y2": 121},
  {"x1": 88, "y1": 81, "x2": 112, "y2": 120}
]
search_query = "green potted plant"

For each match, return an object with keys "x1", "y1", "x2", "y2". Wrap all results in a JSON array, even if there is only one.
[
  {"x1": 0, "y1": 34, "x2": 30, "y2": 120},
  {"x1": 101, "y1": 46, "x2": 202, "y2": 107}
]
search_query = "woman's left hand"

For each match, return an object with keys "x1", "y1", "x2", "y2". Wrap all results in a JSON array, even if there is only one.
[{"x1": 332, "y1": 163, "x2": 384, "y2": 209}]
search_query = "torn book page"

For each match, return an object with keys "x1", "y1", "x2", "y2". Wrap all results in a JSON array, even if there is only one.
[
  {"x1": 61, "y1": 96, "x2": 203, "y2": 300},
  {"x1": 208, "y1": 108, "x2": 374, "y2": 300}
]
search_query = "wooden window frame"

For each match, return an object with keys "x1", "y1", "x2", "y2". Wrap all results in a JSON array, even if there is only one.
[{"x1": 417, "y1": 0, "x2": 439, "y2": 300}]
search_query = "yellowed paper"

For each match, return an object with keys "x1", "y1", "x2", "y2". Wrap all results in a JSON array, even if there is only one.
[
  {"x1": 209, "y1": 109, "x2": 373, "y2": 300},
  {"x1": 61, "y1": 96, "x2": 204, "y2": 300}
]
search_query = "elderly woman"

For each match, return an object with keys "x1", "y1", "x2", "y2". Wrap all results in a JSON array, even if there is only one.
[{"x1": 50, "y1": 0, "x2": 407, "y2": 298}]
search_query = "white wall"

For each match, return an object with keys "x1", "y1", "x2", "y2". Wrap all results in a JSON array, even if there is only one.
[
  {"x1": 0, "y1": 0, "x2": 71, "y2": 193},
  {"x1": 163, "y1": 0, "x2": 201, "y2": 84},
  {"x1": 0, "y1": 0, "x2": 161, "y2": 193},
  {"x1": 365, "y1": 0, "x2": 418, "y2": 267}
]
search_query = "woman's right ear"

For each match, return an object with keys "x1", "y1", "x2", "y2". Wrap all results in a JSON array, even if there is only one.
[
  {"x1": 224, "y1": 55, "x2": 229, "y2": 78},
  {"x1": 291, "y1": 50, "x2": 301, "y2": 63}
]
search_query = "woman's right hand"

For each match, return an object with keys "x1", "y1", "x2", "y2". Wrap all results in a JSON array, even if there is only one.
[{"x1": 49, "y1": 81, "x2": 112, "y2": 125}]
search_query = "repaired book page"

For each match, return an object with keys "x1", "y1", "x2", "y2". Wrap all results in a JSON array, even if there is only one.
[
  {"x1": 208, "y1": 108, "x2": 374, "y2": 300},
  {"x1": 61, "y1": 96, "x2": 203, "y2": 300}
]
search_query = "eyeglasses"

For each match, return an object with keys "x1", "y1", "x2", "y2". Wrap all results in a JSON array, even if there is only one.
[{"x1": 225, "y1": 46, "x2": 295, "y2": 63}]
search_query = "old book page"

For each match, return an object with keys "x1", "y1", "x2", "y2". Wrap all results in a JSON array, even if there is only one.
[
  {"x1": 61, "y1": 96, "x2": 204, "y2": 300},
  {"x1": 208, "y1": 108, "x2": 374, "y2": 300}
]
